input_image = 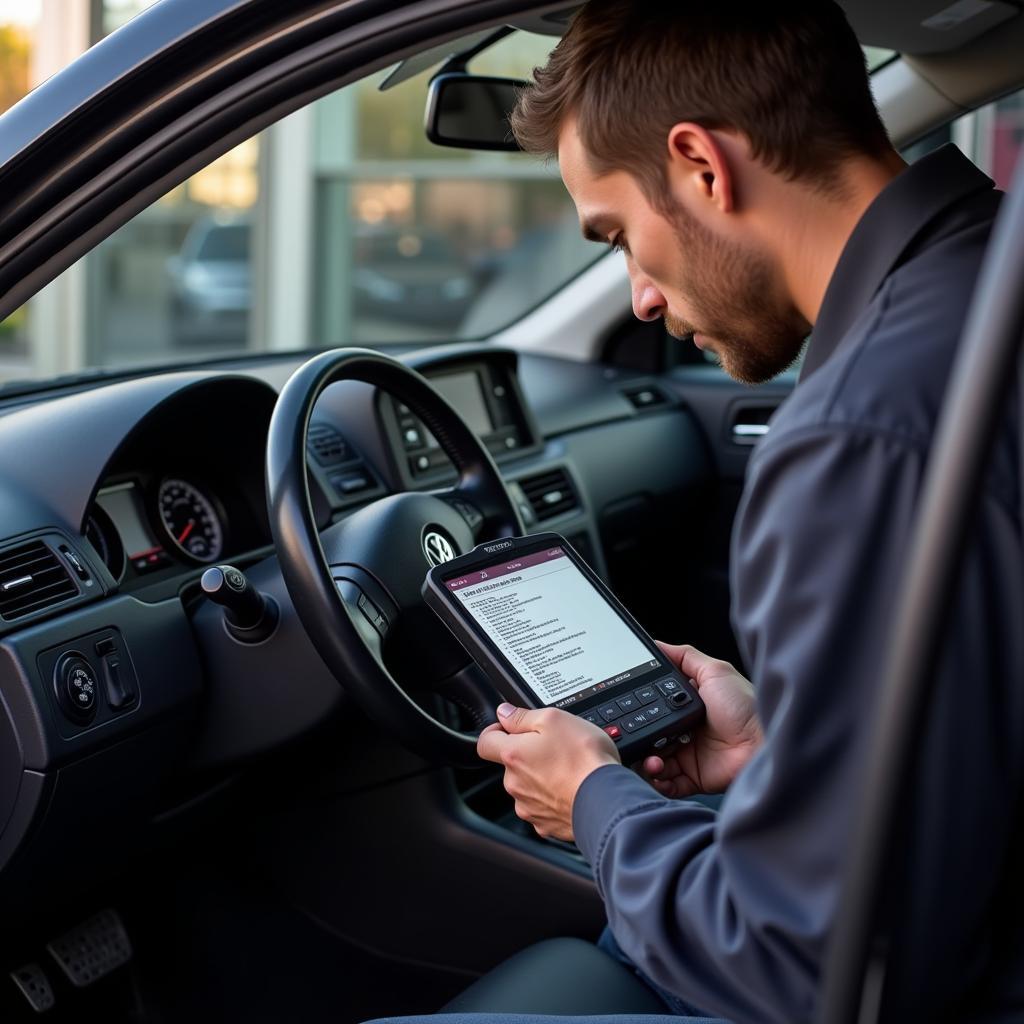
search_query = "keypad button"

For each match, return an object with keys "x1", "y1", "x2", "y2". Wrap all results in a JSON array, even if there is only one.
[
  {"x1": 598, "y1": 703, "x2": 622, "y2": 722},
  {"x1": 604, "y1": 725, "x2": 622, "y2": 741},
  {"x1": 634, "y1": 686, "x2": 658, "y2": 705},
  {"x1": 644, "y1": 702, "x2": 667, "y2": 720},
  {"x1": 656, "y1": 678, "x2": 683, "y2": 696},
  {"x1": 582, "y1": 712, "x2": 602, "y2": 726},
  {"x1": 616, "y1": 694, "x2": 639, "y2": 713},
  {"x1": 622, "y1": 711, "x2": 650, "y2": 733},
  {"x1": 670, "y1": 690, "x2": 693, "y2": 709}
]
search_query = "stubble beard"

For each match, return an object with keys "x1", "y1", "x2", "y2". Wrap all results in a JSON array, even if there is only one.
[{"x1": 663, "y1": 204, "x2": 809, "y2": 385}]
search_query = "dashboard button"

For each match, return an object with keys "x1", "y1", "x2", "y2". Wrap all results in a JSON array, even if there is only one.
[
  {"x1": 634, "y1": 686, "x2": 658, "y2": 705},
  {"x1": 656, "y1": 678, "x2": 683, "y2": 697},
  {"x1": 330, "y1": 473, "x2": 371, "y2": 495},
  {"x1": 616, "y1": 694, "x2": 639, "y2": 713},
  {"x1": 598, "y1": 702, "x2": 622, "y2": 722},
  {"x1": 643, "y1": 702, "x2": 667, "y2": 720}
]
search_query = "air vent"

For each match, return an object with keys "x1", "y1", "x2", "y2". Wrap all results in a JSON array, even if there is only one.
[
  {"x1": 307, "y1": 423, "x2": 353, "y2": 467},
  {"x1": 0, "y1": 541, "x2": 78, "y2": 622},
  {"x1": 519, "y1": 468, "x2": 580, "y2": 522},
  {"x1": 622, "y1": 384, "x2": 669, "y2": 410}
]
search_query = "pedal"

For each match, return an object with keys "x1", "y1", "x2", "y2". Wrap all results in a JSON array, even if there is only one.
[
  {"x1": 9, "y1": 962, "x2": 56, "y2": 1013},
  {"x1": 46, "y1": 909, "x2": 132, "y2": 988}
]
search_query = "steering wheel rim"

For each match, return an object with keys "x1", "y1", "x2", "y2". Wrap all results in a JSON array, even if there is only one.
[{"x1": 266, "y1": 347, "x2": 523, "y2": 766}]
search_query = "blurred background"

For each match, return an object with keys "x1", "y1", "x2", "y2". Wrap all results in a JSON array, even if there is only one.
[
  {"x1": 0, "y1": 0, "x2": 599, "y2": 384},
  {"x1": 0, "y1": 1, "x2": 1022, "y2": 385}
]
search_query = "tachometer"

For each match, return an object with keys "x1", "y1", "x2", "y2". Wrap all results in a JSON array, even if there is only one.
[{"x1": 157, "y1": 478, "x2": 225, "y2": 563}]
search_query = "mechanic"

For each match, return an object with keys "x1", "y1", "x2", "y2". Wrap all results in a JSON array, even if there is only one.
[{"x1": 371, "y1": 2, "x2": 1024, "y2": 1022}]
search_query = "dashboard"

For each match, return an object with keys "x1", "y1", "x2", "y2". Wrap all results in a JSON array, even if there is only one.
[
  {"x1": 0, "y1": 344, "x2": 713, "y2": 922},
  {"x1": 75, "y1": 357, "x2": 541, "y2": 593}
]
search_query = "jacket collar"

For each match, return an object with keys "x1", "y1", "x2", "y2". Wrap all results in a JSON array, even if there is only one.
[{"x1": 799, "y1": 144, "x2": 995, "y2": 382}]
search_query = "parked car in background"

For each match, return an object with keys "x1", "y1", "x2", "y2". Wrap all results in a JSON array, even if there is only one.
[
  {"x1": 352, "y1": 224, "x2": 478, "y2": 329},
  {"x1": 166, "y1": 216, "x2": 250, "y2": 345}
]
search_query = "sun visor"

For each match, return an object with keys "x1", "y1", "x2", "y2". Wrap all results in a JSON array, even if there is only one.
[{"x1": 842, "y1": 0, "x2": 1019, "y2": 55}]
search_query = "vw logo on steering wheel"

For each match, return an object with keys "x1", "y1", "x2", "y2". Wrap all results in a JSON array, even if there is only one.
[{"x1": 423, "y1": 530, "x2": 457, "y2": 567}]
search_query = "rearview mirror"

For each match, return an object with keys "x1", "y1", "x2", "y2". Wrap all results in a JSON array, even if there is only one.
[{"x1": 425, "y1": 73, "x2": 528, "y2": 152}]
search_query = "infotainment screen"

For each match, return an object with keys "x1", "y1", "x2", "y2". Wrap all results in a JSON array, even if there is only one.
[
  {"x1": 444, "y1": 544, "x2": 660, "y2": 709},
  {"x1": 428, "y1": 371, "x2": 493, "y2": 440}
]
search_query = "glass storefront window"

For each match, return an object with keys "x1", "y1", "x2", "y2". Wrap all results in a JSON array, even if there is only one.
[{"x1": 0, "y1": 24, "x2": 601, "y2": 385}]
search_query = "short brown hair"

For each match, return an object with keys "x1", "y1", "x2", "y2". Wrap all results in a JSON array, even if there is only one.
[{"x1": 511, "y1": 0, "x2": 892, "y2": 205}]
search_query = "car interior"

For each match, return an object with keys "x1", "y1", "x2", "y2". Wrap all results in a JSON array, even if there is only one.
[{"x1": 0, "y1": 0, "x2": 1022, "y2": 1021}]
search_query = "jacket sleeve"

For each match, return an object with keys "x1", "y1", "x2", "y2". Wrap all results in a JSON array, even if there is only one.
[{"x1": 572, "y1": 424, "x2": 929, "y2": 1024}]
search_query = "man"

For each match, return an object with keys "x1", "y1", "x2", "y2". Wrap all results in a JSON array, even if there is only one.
[{"x1": 377, "y1": 2, "x2": 1024, "y2": 1022}]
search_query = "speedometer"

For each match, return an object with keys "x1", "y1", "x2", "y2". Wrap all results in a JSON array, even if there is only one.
[{"x1": 157, "y1": 478, "x2": 225, "y2": 563}]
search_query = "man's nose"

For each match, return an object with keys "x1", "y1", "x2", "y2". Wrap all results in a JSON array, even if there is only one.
[{"x1": 631, "y1": 277, "x2": 666, "y2": 322}]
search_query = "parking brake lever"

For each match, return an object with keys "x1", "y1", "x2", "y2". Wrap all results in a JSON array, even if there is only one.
[{"x1": 201, "y1": 564, "x2": 278, "y2": 643}]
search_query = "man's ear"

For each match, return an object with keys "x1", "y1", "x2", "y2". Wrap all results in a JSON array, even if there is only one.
[{"x1": 666, "y1": 122, "x2": 735, "y2": 215}]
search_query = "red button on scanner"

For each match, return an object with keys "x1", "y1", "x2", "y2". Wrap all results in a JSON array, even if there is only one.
[{"x1": 604, "y1": 725, "x2": 622, "y2": 741}]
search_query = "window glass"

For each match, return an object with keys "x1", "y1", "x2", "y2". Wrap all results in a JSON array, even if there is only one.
[
  {"x1": 901, "y1": 89, "x2": 1024, "y2": 189},
  {"x1": 100, "y1": 0, "x2": 157, "y2": 36},
  {"x1": 863, "y1": 46, "x2": 896, "y2": 71},
  {"x1": 0, "y1": 23, "x2": 598, "y2": 386}
]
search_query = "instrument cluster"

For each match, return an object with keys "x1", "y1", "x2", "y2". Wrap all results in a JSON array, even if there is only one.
[{"x1": 85, "y1": 475, "x2": 229, "y2": 582}]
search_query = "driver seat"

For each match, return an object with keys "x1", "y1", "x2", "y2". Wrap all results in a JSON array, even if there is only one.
[{"x1": 441, "y1": 937, "x2": 675, "y2": 1016}]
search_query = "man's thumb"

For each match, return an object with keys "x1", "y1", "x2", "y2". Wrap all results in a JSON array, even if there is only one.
[{"x1": 496, "y1": 703, "x2": 536, "y2": 733}]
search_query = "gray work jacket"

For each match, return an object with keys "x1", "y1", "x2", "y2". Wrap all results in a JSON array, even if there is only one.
[{"x1": 573, "y1": 145, "x2": 1024, "y2": 1024}]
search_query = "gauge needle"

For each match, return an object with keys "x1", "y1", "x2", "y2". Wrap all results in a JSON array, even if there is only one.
[{"x1": 178, "y1": 520, "x2": 196, "y2": 544}]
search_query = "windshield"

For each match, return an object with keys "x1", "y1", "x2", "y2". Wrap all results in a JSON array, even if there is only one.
[{"x1": 0, "y1": 22, "x2": 597, "y2": 386}]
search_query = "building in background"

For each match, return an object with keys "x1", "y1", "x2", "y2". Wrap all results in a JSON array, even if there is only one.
[
  {"x1": 0, "y1": 0, "x2": 597, "y2": 382},
  {"x1": 0, "y1": 3, "x2": 1022, "y2": 384}
]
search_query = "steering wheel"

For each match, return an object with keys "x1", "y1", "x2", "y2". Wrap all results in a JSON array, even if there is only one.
[{"x1": 266, "y1": 348, "x2": 524, "y2": 766}]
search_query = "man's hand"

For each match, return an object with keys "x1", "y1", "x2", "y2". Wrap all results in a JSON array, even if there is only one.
[
  {"x1": 477, "y1": 705, "x2": 621, "y2": 841},
  {"x1": 642, "y1": 643, "x2": 762, "y2": 797}
]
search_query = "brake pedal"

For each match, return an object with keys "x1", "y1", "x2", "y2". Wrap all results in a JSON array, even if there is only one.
[
  {"x1": 9, "y1": 962, "x2": 56, "y2": 1013},
  {"x1": 46, "y1": 909, "x2": 132, "y2": 988}
]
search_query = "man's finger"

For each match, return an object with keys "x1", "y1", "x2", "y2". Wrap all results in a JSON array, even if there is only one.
[
  {"x1": 495, "y1": 703, "x2": 545, "y2": 734},
  {"x1": 643, "y1": 752, "x2": 686, "y2": 781},
  {"x1": 655, "y1": 641, "x2": 723, "y2": 689},
  {"x1": 655, "y1": 641, "x2": 704, "y2": 682},
  {"x1": 477, "y1": 726, "x2": 513, "y2": 764}
]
